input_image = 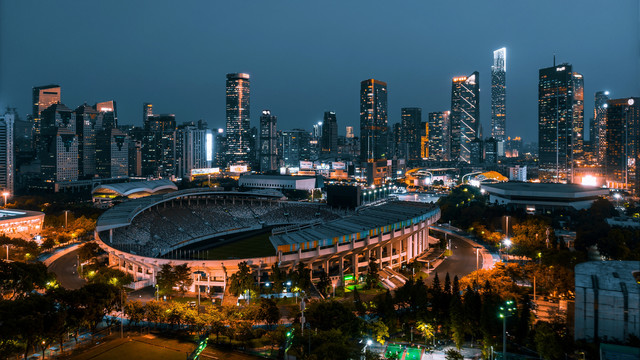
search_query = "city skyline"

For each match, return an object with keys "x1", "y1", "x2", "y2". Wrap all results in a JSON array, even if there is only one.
[{"x1": 1, "y1": 1, "x2": 638, "y2": 143}]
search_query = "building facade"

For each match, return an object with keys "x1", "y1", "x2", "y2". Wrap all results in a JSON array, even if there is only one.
[
  {"x1": 605, "y1": 97, "x2": 639, "y2": 194},
  {"x1": 282, "y1": 129, "x2": 312, "y2": 167},
  {"x1": 259, "y1": 110, "x2": 278, "y2": 172},
  {"x1": 538, "y1": 63, "x2": 584, "y2": 183},
  {"x1": 401, "y1": 108, "x2": 422, "y2": 163},
  {"x1": 225, "y1": 73, "x2": 251, "y2": 165},
  {"x1": 0, "y1": 112, "x2": 14, "y2": 193},
  {"x1": 594, "y1": 91, "x2": 610, "y2": 164},
  {"x1": 491, "y1": 48, "x2": 507, "y2": 141},
  {"x1": 321, "y1": 111, "x2": 338, "y2": 155},
  {"x1": 96, "y1": 128, "x2": 129, "y2": 178},
  {"x1": 360, "y1": 79, "x2": 388, "y2": 163},
  {"x1": 451, "y1": 72, "x2": 480, "y2": 163},
  {"x1": 32, "y1": 84, "x2": 61, "y2": 145},
  {"x1": 428, "y1": 111, "x2": 449, "y2": 161}
]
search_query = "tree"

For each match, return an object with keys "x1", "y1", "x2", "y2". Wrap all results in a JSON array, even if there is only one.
[
  {"x1": 365, "y1": 258, "x2": 379, "y2": 289},
  {"x1": 449, "y1": 295, "x2": 465, "y2": 349},
  {"x1": 445, "y1": 348, "x2": 464, "y2": 360},
  {"x1": 269, "y1": 264, "x2": 286, "y2": 294},
  {"x1": 173, "y1": 264, "x2": 193, "y2": 295},
  {"x1": 290, "y1": 262, "x2": 311, "y2": 291},
  {"x1": 369, "y1": 319, "x2": 389, "y2": 345},
  {"x1": 305, "y1": 300, "x2": 360, "y2": 336},
  {"x1": 77, "y1": 242, "x2": 101, "y2": 264},
  {"x1": 125, "y1": 301, "x2": 146, "y2": 329},
  {"x1": 416, "y1": 321, "x2": 435, "y2": 346},
  {"x1": 156, "y1": 264, "x2": 177, "y2": 296},
  {"x1": 534, "y1": 321, "x2": 565, "y2": 360},
  {"x1": 258, "y1": 298, "x2": 280, "y2": 328},
  {"x1": 0, "y1": 260, "x2": 53, "y2": 300},
  {"x1": 317, "y1": 270, "x2": 331, "y2": 297}
]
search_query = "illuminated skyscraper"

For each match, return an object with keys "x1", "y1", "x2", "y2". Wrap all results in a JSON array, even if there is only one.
[
  {"x1": 360, "y1": 79, "x2": 388, "y2": 162},
  {"x1": 593, "y1": 91, "x2": 610, "y2": 164},
  {"x1": 538, "y1": 63, "x2": 584, "y2": 183},
  {"x1": 259, "y1": 110, "x2": 278, "y2": 172},
  {"x1": 225, "y1": 73, "x2": 251, "y2": 165},
  {"x1": 96, "y1": 128, "x2": 129, "y2": 178},
  {"x1": 143, "y1": 102, "x2": 153, "y2": 128},
  {"x1": 400, "y1": 108, "x2": 422, "y2": 163},
  {"x1": 95, "y1": 100, "x2": 118, "y2": 129},
  {"x1": 605, "y1": 97, "x2": 639, "y2": 194},
  {"x1": 321, "y1": 111, "x2": 338, "y2": 155},
  {"x1": 282, "y1": 129, "x2": 312, "y2": 167},
  {"x1": 346, "y1": 126, "x2": 354, "y2": 139},
  {"x1": 176, "y1": 124, "x2": 210, "y2": 178},
  {"x1": 40, "y1": 103, "x2": 78, "y2": 182},
  {"x1": 451, "y1": 72, "x2": 480, "y2": 162},
  {"x1": 74, "y1": 104, "x2": 101, "y2": 177},
  {"x1": 428, "y1": 111, "x2": 449, "y2": 161},
  {"x1": 491, "y1": 48, "x2": 506, "y2": 141},
  {"x1": 32, "y1": 85, "x2": 61, "y2": 148},
  {"x1": 0, "y1": 112, "x2": 14, "y2": 193}
]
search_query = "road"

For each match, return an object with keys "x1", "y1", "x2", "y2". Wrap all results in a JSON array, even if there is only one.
[
  {"x1": 48, "y1": 249, "x2": 86, "y2": 290},
  {"x1": 426, "y1": 234, "x2": 482, "y2": 285}
]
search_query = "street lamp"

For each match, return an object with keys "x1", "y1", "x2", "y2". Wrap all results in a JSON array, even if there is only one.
[
  {"x1": 2, "y1": 192, "x2": 9, "y2": 208},
  {"x1": 64, "y1": 210, "x2": 70, "y2": 229},
  {"x1": 155, "y1": 284, "x2": 159, "y2": 301},
  {"x1": 503, "y1": 238, "x2": 512, "y2": 262},
  {"x1": 499, "y1": 300, "x2": 516, "y2": 360}
]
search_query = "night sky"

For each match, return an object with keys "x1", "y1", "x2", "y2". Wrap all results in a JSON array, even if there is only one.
[{"x1": 1, "y1": 0, "x2": 638, "y2": 143}]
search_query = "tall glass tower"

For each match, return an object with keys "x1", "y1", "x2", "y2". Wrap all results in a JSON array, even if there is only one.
[
  {"x1": 451, "y1": 72, "x2": 480, "y2": 163},
  {"x1": 225, "y1": 73, "x2": 251, "y2": 165},
  {"x1": 491, "y1": 48, "x2": 506, "y2": 141},
  {"x1": 360, "y1": 79, "x2": 388, "y2": 162},
  {"x1": 594, "y1": 91, "x2": 610, "y2": 164}
]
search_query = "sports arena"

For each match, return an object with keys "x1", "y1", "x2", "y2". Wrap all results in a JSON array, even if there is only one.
[{"x1": 95, "y1": 188, "x2": 440, "y2": 292}]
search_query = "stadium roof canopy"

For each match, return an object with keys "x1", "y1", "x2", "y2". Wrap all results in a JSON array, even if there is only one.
[
  {"x1": 92, "y1": 179, "x2": 177, "y2": 197},
  {"x1": 270, "y1": 201, "x2": 437, "y2": 251}
]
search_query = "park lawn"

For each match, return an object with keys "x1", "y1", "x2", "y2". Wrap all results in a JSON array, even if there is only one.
[
  {"x1": 405, "y1": 346, "x2": 423, "y2": 359},
  {"x1": 73, "y1": 339, "x2": 186, "y2": 360}
]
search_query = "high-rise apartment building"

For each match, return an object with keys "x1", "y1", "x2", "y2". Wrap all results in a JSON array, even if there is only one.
[
  {"x1": 400, "y1": 108, "x2": 422, "y2": 163},
  {"x1": 605, "y1": 97, "x2": 639, "y2": 194},
  {"x1": 538, "y1": 63, "x2": 584, "y2": 182},
  {"x1": 594, "y1": 91, "x2": 610, "y2": 164},
  {"x1": 360, "y1": 79, "x2": 388, "y2": 162},
  {"x1": 346, "y1": 126, "x2": 354, "y2": 139},
  {"x1": 96, "y1": 128, "x2": 129, "y2": 178},
  {"x1": 451, "y1": 72, "x2": 480, "y2": 162},
  {"x1": 0, "y1": 112, "x2": 14, "y2": 193},
  {"x1": 143, "y1": 114, "x2": 177, "y2": 178},
  {"x1": 491, "y1": 48, "x2": 507, "y2": 141},
  {"x1": 32, "y1": 85, "x2": 61, "y2": 144},
  {"x1": 321, "y1": 111, "x2": 338, "y2": 155},
  {"x1": 225, "y1": 73, "x2": 251, "y2": 165},
  {"x1": 428, "y1": 111, "x2": 450, "y2": 161},
  {"x1": 259, "y1": 110, "x2": 278, "y2": 172},
  {"x1": 40, "y1": 103, "x2": 78, "y2": 182},
  {"x1": 176, "y1": 125, "x2": 210, "y2": 178},
  {"x1": 143, "y1": 103, "x2": 153, "y2": 129}
]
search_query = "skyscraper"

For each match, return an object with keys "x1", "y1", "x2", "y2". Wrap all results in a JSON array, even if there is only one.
[
  {"x1": 282, "y1": 129, "x2": 312, "y2": 167},
  {"x1": 32, "y1": 84, "x2": 61, "y2": 144},
  {"x1": 491, "y1": 48, "x2": 507, "y2": 141},
  {"x1": 321, "y1": 111, "x2": 338, "y2": 155},
  {"x1": 451, "y1": 72, "x2": 480, "y2": 162},
  {"x1": 605, "y1": 97, "x2": 639, "y2": 194},
  {"x1": 360, "y1": 79, "x2": 388, "y2": 162},
  {"x1": 143, "y1": 114, "x2": 177, "y2": 178},
  {"x1": 594, "y1": 91, "x2": 610, "y2": 164},
  {"x1": 346, "y1": 126, "x2": 354, "y2": 139},
  {"x1": 143, "y1": 102, "x2": 153, "y2": 129},
  {"x1": 400, "y1": 108, "x2": 422, "y2": 163},
  {"x1": 96, "y1": 128, "x2": 129, "y2": 178},
  {"x1": 75, "y1": 104, "x2": 101, "y2": 177},
  {"x1": 176, "y1": 124, "x2": 210, "y2": 178},
  {"x1": 0, "y1": 112, "x2": 14, "y2": 193},
  {"x1": 538, "y1": 63, "x2": 584, "y2": 183},
  {"x1": 96, "y1": 100, "x2": 118, "y2": 129},
  {"x1": 259, "y1": 110, "x2": 278, "y2": 172},
  {"x1": 40, "y1": 103, "x2": 78, "y2": 182},
  {"x1": 428, "y1": 111, "x2": 449, "y2": 161},
  {"x1": 225, "y1": 73, "x2": 251, "y2": 165}
]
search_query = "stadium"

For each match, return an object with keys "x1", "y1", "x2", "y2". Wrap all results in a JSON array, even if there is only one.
[{"x1": 95, "y1": 188, "x2": 440, "y2": 293}]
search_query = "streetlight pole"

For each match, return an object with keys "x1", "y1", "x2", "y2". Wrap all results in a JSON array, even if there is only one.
[
  {"x1": 64, "y1": 210, "x2": 70, "y2": 229},
  {"x1": 499, "y1": 300, "x2": 516, "y2": 360},
  {"x1": 2, "y1": 192, "x2": 8, "y2": 208}
]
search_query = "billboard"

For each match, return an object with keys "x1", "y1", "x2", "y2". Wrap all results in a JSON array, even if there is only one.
[
  {"x1": 191, "y1": 168, "x2": 220, "y2": 176},
  {"x1": 300, "y1": 161, "x2": 313, "y2": 170},
  {"x1": 332, "y1": 162, "x2": 346, "y2": 170},
  {"x1": 229, "y1": 165, "x2": 248, "y2": 173}
]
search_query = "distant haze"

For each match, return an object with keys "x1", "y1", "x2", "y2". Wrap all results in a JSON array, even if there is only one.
[{"x1": 1, "y1": 0, "x2": 638, "y2": 143}]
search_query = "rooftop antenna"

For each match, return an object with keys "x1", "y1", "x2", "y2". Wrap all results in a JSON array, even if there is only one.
[{"x1": 553, "y1": 53, "x2": 556, "y2": 67}]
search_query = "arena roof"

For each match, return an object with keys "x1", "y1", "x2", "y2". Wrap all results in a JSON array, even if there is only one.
[
  {"x1": 270, "y1": 201, "x2": 437, "y2": 251},
  {"x1": 481, "y1": 182, "x2": 608, "y2": 198},
  {"x1": 96, "y1": 189, "x2": 286, "y2": 231},
  {"x1": 92, "y1": 179, "x2": 177, "y2": 197},
  {"x1": 0, "y1": 209, "x2": 45, "y2": 222}
]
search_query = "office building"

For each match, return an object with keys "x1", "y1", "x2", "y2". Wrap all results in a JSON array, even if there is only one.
[
  {"x1": 451, "y1": 72, "x2": 480, "y2": 162},
  {"x1": 593, "y1": 91, "x2": 610, "y2": 164},
  {"x1": 346, "y1": 126, "x2": 354, "y2": 139},
  {"x1": 321, "y1": 111, "x2": 338, "y2": 155},
  {"x1": 177, "y1": 125, "x2": 211, "y2": 178},
  {"x1": 484, "y1": 137, "x2": 498, "y2": 165},
  {"x1": 470, "y1": 138, "x2": 483, "y2": 165},
  {"x1": 428, "y1": 111, "x2": 449, "y2": 161},
  {"x1": 360, "y1": 79, "x2": 388, "y2": 162},
  {"x1": 96, "y1": 128, "x2": 129, "y2": 178},
  {"x1": 74, "y1": 104, "x2": 101, "y2": 177},
  {"x1": 491, "y1": 48, "x2": 507, "y2": 141},
  {"x1": 282, "y1": 129, "x2": 312, "y2": 167},
  {"x1": 400, "y1": 108, "x2": 422, "y2": 163},
  {"x1": 508, "y1": 165, "x2": 527, "y2": 181},
  {"x1": 39, "y1": 103, "x2": 78, "y2": 182},
  {"x1": 259, "y1": 110, "x2": 278, "y2": 172},
  {"x1": 32, "y1": 85, "x2": 61, "y2": 144},
  {"x1": 143, "y1": 114, "x2": 177, "y2": 178},
  {"x1": 225, "y1": 73, "x2": 251, "y2": 165},
  {"x1": 605, "y1": 97, "x2": 639, "y2": 194},
  {"x1": 128, "y1": 140, "x2": 142, "y2": 177},
  {"x1": 538, "y1": 63, "x2": 584, "y2": 183},
  {"x1": 143, "y1": 103, "x2": 153, "y2": 129},
  {"x1": 0, "y1": 112, "x2": 14, "y2": 193}
]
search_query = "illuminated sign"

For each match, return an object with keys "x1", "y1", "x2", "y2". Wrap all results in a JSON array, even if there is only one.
[
  {"x1": 300, "y1": 161, "x2": 313, "y2": 170},
  {"x1": 99, "y1": 107, "x2": 113, "y2": 112},
  {"x1": 205, "y1": 132, "x2": 213, "y2": 162},
  {"x1": 191, "y1": 168, "x2": 220, "y2": 176},
  {"x1": 332, "y1": 162, "x2": 345, "y2": 170},
  {"x1": 229, "y1": 165, "x2": 248, "y2": 173},
  {"x1": 581, "y1": 175, "x2": 597, "y2": 187},
  {"x1": 452, "y1": 76, "x2": 467, "y2": 82},
  {"x1": 556, "y1": 66, "x2": 566, "y2": 71}
]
